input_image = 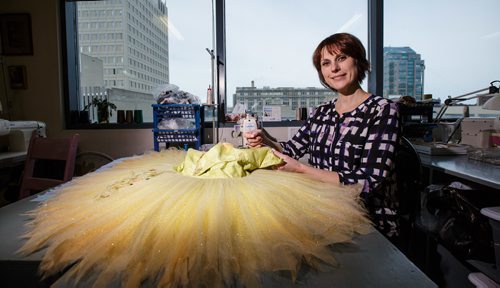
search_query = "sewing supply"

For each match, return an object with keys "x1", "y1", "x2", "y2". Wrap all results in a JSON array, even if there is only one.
[
  {"x1": 206, "y1": 85, "x2": 213, "y2": 105},
  {"x1": 241, "y1": 113, "x2": 258, "y2": 147}
]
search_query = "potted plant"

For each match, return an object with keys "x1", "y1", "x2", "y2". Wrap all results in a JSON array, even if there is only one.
[{"x1": 84, "y1": 97, "x2": 117, "y2": 123}]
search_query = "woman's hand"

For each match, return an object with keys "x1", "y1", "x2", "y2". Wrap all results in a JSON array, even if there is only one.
[
  {"x1": 243, "y1": 130, "x2": 265, "y2": 148},
  {"x1": 272, "y1": 149, "x2": 304, "y2": 173}
]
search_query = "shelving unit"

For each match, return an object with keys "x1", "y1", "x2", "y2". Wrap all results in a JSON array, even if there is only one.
[{"x1": 152, "y1": 104, "x2": 201, "y2": 151}]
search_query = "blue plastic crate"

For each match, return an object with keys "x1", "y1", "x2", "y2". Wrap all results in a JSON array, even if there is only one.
[
  {"x1": 153, "y1": 104, "x2": 198, "y2": 119},
  {"x1": 152, "y1": 104, "x2": 201, "y2": 151}
]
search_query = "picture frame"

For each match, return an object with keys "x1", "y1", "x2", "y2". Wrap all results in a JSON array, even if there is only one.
[
  {"x1": 0, "y1": 13, "x2": 33, "y2": 56},
  {"x1": 8, "y1": 65, "x2": 28, "y2": 89}
]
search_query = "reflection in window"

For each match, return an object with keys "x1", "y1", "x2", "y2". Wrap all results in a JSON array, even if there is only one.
[
  {"x1": 227, "y1": 0, "x2": 367, "y2": 120},
  {"x1": 63, "y1": 0, "x2": 211, "y2": 126},
  {"x1": 385, "y1": 0, "x2": 500, "y2": 119}
]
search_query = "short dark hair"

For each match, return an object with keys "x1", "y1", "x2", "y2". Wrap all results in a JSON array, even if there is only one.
[{"x1": 312, "y1": 33, "x2": 370, "y2": 89}]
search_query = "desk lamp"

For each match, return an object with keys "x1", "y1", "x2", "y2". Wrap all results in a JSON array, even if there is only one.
[{"x1": 434, "y1": 80, "x2": 500, "y2": 123}]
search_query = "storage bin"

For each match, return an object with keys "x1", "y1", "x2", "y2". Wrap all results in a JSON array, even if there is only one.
[{"x1": 152, "y1": 104, "x2": 201, "y2": 151}]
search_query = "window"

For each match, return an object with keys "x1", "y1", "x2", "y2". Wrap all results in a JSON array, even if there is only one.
[
  {"x1": 384, "y1": 0, "x2": 500, "y2": 118},
  {"x1": 62, "y1": 0, "x2": 211, "y2": 127},
  {"x1": 66, "y1": 0, "x2": 460, "y2": 127},
  {"x1": 226, "y1": 0, "x2": 367, "y2": 120},
  {"x1": 63, "y1": 0, "x2": 390, "y2": 127}
]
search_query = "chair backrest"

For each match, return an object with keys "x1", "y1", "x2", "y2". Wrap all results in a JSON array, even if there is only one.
[
  {"x1": 395, "y1": 136, "x2": 422, "y2": 219},
  {"x1": 19, "y1": 133, "x2": 80, "y2": 199},
  {"x1": 74, "y1": 151, "x2": 114, "y2": 176}
]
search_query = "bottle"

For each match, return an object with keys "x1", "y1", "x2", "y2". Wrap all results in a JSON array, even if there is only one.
[
  {"x1": 463, "y1": 105, "x2": 469, "y2": 118},
  {"x1": 241, "y1": 113, "x2": 258, "y2": 147},
  {"x1": 206, "y1": 85, "x2": 213, "y2": 105}
]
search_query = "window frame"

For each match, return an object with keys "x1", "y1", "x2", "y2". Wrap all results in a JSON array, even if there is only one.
[{"x1": 62, "y1": 0, "x2": 382, "y2": 129}]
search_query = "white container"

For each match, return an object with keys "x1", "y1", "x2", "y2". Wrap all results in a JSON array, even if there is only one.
[{"x1": 461, "y1": 118, "x2": 495, "y2": 147}]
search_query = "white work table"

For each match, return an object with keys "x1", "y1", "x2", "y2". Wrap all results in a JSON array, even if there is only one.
[{"x1": 419, "y1": 154, "x2": 500, "y2": 190}]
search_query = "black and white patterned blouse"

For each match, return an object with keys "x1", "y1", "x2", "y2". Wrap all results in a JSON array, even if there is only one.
[{"x1": 281, "y1": 94, "x2": 400, "y2": 193}]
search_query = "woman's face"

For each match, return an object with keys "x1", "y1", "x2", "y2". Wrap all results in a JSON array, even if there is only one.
[{"x1": 320, "y1": 48, "x2": 359, "y2": 94}]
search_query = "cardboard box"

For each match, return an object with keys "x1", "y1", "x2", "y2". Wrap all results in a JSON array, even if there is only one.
[{"x1": 461, "y1": 118, "x2": 495, "y2": 147}]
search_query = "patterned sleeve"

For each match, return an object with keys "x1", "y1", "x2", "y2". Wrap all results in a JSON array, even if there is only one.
[
  {"x1": 279, "y1": 118, "x2": 312, "y2": 159},
  {"x1": 338, "y1": 102, "x2": 400, "y2": 192}
]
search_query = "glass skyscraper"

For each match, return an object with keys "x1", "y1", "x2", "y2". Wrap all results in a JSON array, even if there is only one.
[{"x1": 383, "y1": 47, "x2": 425, "y2": 100}]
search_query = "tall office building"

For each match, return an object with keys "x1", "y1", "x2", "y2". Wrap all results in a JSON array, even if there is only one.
[
  {"x1": 233, "y1": 81, "x2": 336, "y2": 120},
  {"x1": 383, "y1": 47, "x2": 425, "y2": 100},
  {"x1": 76, "y1": 0, "x2": 169, "y2": 122},
  {"x1": 77, "y1": 0, "x2": 169, "y2": 96}
]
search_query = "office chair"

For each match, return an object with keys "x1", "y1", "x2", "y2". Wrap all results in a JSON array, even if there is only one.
[
  {"x1": 394, "y1": 136, "x2": 423, "y2": 253},
  {"x1": 18, "y1": 133, "x2": 80, "y2": 199},
  {"x1": 396, "y1": 136, "x2": 423, "y2": 221}
]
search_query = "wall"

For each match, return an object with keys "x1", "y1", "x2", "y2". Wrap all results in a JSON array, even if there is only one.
[
  {"x1": 0, "y1": 0, "x2": 298, "y2": 159},
  {"x1": 0, "y1": 0, "x2": 153, "y2": 159}
]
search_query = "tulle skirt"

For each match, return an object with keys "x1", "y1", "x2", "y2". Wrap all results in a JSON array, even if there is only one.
[{"x1": 19, "y1": 149, "x2": 371, "y2": 287}]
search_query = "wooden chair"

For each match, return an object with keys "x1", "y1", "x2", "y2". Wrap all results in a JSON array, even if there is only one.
[
  {"x1": 74, "y1": 151, "x2": 114, "y2": 176},
  {"x1": 18, "y1": 133, "x2": 80, "y2": 199}
]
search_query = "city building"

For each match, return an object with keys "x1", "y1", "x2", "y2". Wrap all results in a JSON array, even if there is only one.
[
  {"x1": 233, "y1": 81, "x2": 336, "y2": 120},
  {"x1": 383, "y1": 47, "x2": 425, "y2": 100},
  {"x1": 76, "y1": 0, "x2": 169, "y2": 119},
  {"x1": 2, "y1": 1, "x2": 500, "y2": 286}
]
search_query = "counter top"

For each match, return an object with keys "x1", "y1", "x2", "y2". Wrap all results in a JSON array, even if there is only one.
[{"x1": 419, "y1": 154, "x2": 500, "y2": 190}]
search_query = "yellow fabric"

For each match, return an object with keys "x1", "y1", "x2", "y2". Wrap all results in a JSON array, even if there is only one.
[
  {"x1": 175, "y1": 142, "x2": 284, "y2": 178},
  {"x1": 19, "y1": 147, "x2": 371, "y2": 288}
]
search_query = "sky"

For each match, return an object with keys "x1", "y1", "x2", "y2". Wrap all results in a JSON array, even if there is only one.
[{"x1": 167, "y1": 0, "x2": 500, "y2": 107}]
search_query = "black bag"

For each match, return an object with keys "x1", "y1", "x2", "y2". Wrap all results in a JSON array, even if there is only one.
[{"x1": 424, "y1": 185, "x2": 498, "y2": 263}]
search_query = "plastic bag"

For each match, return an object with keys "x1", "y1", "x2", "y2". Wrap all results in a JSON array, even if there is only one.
[
  {"x1": 158, "y1": 118, "x2": 196, "y2": 130},
  {"x1": 151, "y1": 84, "x2": 201, "y2": 104}
]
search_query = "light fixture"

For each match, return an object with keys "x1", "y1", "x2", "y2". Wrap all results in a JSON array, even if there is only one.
[
  {"x1": 434, "y1": 80, "x2": 500, "y2": 122},
  {"x1": 482, "y1": 93, "x2": 500, "y2": 111}
]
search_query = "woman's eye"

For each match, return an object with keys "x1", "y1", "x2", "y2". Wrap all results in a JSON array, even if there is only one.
[
  {"x1": 321, "y1": 61, "x2": 330, "y2": 66},
  {"x1": 337, "y1": 55, "x2": 346, "y2": 62}
]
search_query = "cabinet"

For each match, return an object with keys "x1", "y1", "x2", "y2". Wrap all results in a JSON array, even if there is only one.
[{"x1": 152, "y1": 104, "x2": 201, "y2": 151}]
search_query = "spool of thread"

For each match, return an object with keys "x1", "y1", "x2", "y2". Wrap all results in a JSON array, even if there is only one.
[
  {"x1": 296, "y1": 107, "x2": 307, "y2": 120},
  {"x1": 423, "y1": 94, "x2": 433, "y2": 101},
  {"x1": 463, "y1": 106, "x2": 470, "y2": 118},
  {"x1": 301, "y1": 107, "x2": 308, "y2": 120},
  {"x1": 70, "y1": 111, "x2": 80, "y2": 125},
  {"x1": 79, "y1": 110, "x2": 90, "y2": 124},
  {"x1": 117, "y1": 110, "x2": 126, "y2": 124},
  {"x1": 134, "y1": 110, "x2": 143, "y2": 124},
  {"x1": 125, "y1": 110, "x2": 134, "y2": 123},
  {"x1": 206, "y1": 85, "x2": 213, "y2": 105}
]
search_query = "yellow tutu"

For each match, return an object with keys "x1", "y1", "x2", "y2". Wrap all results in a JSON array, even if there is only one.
[{"x1": 19, "y1": 143, "x2": 370, "y2": 287}]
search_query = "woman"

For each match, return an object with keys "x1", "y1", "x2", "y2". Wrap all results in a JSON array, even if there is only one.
[{"x1": 245, "y1": 33, "x2": 400, "y2": 236}]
